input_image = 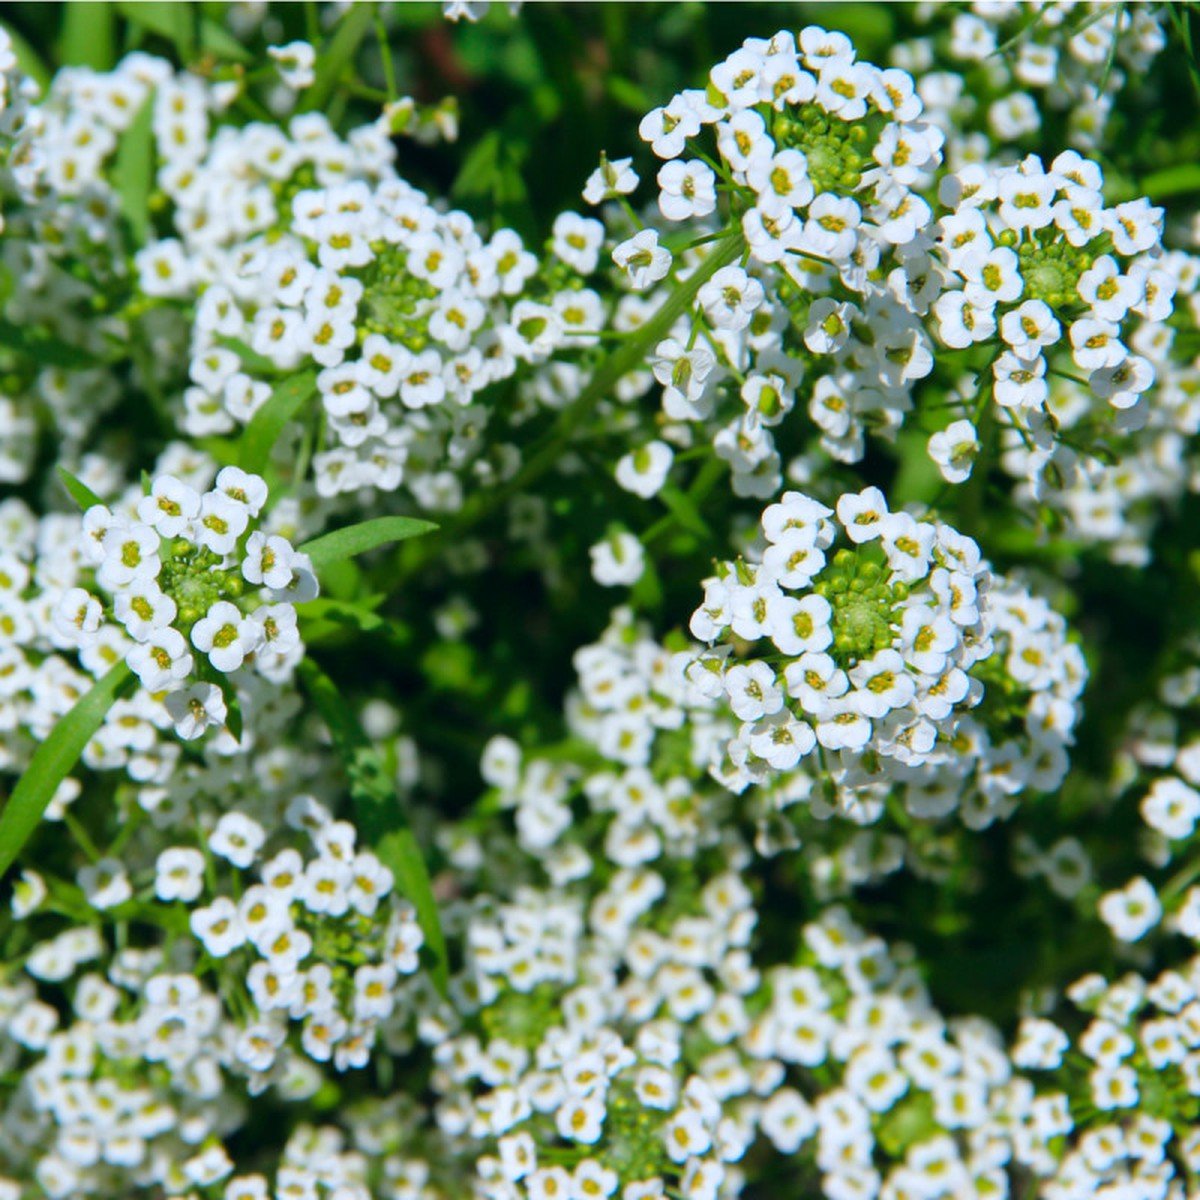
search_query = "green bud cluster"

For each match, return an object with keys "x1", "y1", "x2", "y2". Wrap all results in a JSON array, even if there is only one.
[
  {"x1": 772, "y1": 105, "x2": 880, "y2": 197},
  {"x1": 478, "y1": 983, "x2": 562, "y2": 1049},
  {"x1": 601, "y1": 1079, "x2": 673, "y2": 1178},
  {"x1": 1018, "y1": 230, "x2": 1093, "y2": 309},
  {"x1": 359, "y1": 245, "x2": 438, "y2": 349},
  {"x1": 158, "y1": 541, "x2": 247, "y2": 631},
  {"x1": 814, "y1": 547, "x2": 906, "y2": 666}
]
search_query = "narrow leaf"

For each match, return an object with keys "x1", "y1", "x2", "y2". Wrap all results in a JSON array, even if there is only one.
[
  {"x1": 61, "y1": 2, "x2": 115, "y2": 70},
  {"x1": 298, "y1": 660, "x2": 450, "y2": 996},
  {"x1": 0, "y1": 318, "x2": 100, "y2": 368},
  {"x1": 238, "y1": 370, "x2": 317, "y2": 475},
  {"x1": 1142, "y1": 164, "x2": 1200, "y2": 200},
  {"x1": 299, "y1": 516, "x2": 438, "y2": 571},
  {"x1": 116, "y1": 1, "x2": 194, "y2": 60},
  {"x1": 218, "y1": 334, "x2": 282, "y2": 376},
  {"x1": 114, "y1": 94, "x2": 155, "y2": 243},
  {"x1": 0, "y1": 21, "x2": 52, "y2": 91},
  {"x1": 657, "y1": 485, "x2": 713, "y2": 539},
  {"x1": 199, "y1": 17, "x2": 253, "y2": 63},
  {"x1": 0, "y1": 662, "x2": 133, "y2": 881},
  {"x1": 301, "y1": 2, "x2": 377, "y2": 113},
  {"x1": 58, "y1": 466, "x2": 105, "y2": 511}
]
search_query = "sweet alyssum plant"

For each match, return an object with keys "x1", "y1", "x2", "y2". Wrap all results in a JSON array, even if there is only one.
[{"x1": 0, "y1": 5, "x2": 1199, "y2": 1200}]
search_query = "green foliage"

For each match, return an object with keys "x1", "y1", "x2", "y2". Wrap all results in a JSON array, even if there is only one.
[{"x1": 0, "y1": 663, "x2": 134, "y2": 881}]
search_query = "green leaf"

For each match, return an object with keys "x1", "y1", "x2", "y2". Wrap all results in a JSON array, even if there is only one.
[
  {"x1": 298, "y1": 516, "x2": 438, "y2": 572},
  {"x1": 605, "y1": 76, "x2": 650, "y2": 111},
  {"x1": 0, "y1": 319, "x2": 101, "y2": 368},
  {"x1": 116, "y1": 1, "x2": 194, "y2": 60},
  {"x1": 0, "y1": 21, "x2": 52, "y2": 91},
  {"x1": 114, "y1": 93, "x2": 155, "y2": 244},
  {"x1": 300, "y1": 2, "x2": 377, "y2": 113},
  {"x1": 657, "y1": 485, "x2": 712, "y2": 540},
  {"x1": 61, "y1": 2, "x2": 116, "y2": 70},
  {"x1": 298, "y1": 660, "x2": 449, "y2": 996},
  {"x1": 1142, "y1": 164, "x2": 1200, "y2": 200},
  {"x1": 199, "y1": 17, "x2": 253, "y2": 63},
  {"x1": 0, "y1": 662, "x2": 134, "y2": 882},
  {"x1": 297, "y1": 597, "x2": 413, "y2": 649},
  {"x1": 452, "y1": 130, "x2": 502, "y2": 202},
  {"x1": 217, "y1": 334, "x2": 282, "y2": 376},
  {"x1": 237, "y1": 370, "x2": 317, "y2": 475},
  {"x1": 58, "y1": 466, "x2": 105, "y2": 511}
]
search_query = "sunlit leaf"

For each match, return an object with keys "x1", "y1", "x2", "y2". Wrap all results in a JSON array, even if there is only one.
[
  {"x1": 298, "y1": 517, "x2": 439, "y2": 572},
  {"x1": 0, "y1": 663, "x2": 133, "y2": 881}
]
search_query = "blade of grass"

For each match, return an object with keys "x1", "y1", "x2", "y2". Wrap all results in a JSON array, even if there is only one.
[
  {"x1": 300, "y1": 2, "x2": 377, "y2": 114},
  {"x1": 298, "y1": 516, "x2": 438, "y2": 571},
  {"x1": 237, "y1": 370, "x2": 317, "y2": 475},
  {"x1": 0, "y1": 20, "x2": 51, "y2": 91},
  {"x1": 114, "y1": 93, "x2": 155, "y2": 243},
  {"x1": 0, "y1": 662, "x2": 134, "y2": 881},
  {"x1": 58, "y1": 466, "x2": 106, "y2": 511},
  {"x1": 116, "y1": 1, "x2": 195, "y2": 62},
  {"x1": 61, "y1": 1, "x2": 116, "y2": 70},
  {"x1": 298, "y1": 659, "x2": 449, "y2": 996}
]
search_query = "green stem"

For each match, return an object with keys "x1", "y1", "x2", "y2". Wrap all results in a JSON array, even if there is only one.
[{"x1": 396, "y1": 231, "x2": 746, "y2": 581}]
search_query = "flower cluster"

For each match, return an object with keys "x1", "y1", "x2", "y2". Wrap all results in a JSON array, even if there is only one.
[
  {"x1": 186, "y1": 177, "x2": 596, "y2": 505},
  {"x1": 56, "y1": 468, "x2": 316, "y2": 739},
  {"x1": 933, "y1": 152, "x2": 1168, "y2": 427},
  {"x1": 690, "y1": 487, "x2": 1084, "y2": 821},
  {"x1": 898, "y1": 4, "x2": 1169, "y2": 153}
]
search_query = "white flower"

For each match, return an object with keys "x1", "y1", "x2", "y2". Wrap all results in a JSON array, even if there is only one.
[
  {"x1": 1098, "y1": 876, "x2": 1162, "y2": 942},
  {"x1": 127, "y1": 627, "x2": 194, "y2": 692},
  {"x1": 589, "y1": 532, "x2": 644, "y2": 587},
  {"x1": 214, "y1": 467, "x2": 269, "y2": 517},
  {"x1": 242, "y1": 531, "x2": 296, "y2": 590},
  {"x1": 614, "y1": 441, "x2": 673, "y2": 499},
  {"x1": 928, "y1": 420, "x2": 979, "y2": 485},
  {"x1": 555, "y1": 1094, "x2": 604, "y2": 1143},
  {"x1": 210, "y1": 812, "x2": 266, "y2": 870},
  {"x1": 748, "y1": 712, "x2": 816, "y2": 770},
  {"x1": 769, "y1": 592, "x2": 833, "y2": 654},
  {"x1": 165, "y1": 682, "x2": 227, "y2": 741},
  {"x1": 551, "y1": 212, "x2": 605, "y2": 275},
  {"x1": 612, "y1": 230, "x2": 672, "y2": 291},
  {"x1": 725, "y1": 661, "x2": 784, "y2": 722},
  {"x1": 999, "y1": 300, "x2": 1061, "y2": 359},
  {"x1": 836, "y1": 487, "x2": 889, "y2": 543},
  {"x1": 97, "y1": 523, "x2": 161, "y2": 590},
  {"x1": 657, "y1": 160, "x2": 717, "y2": 221},
  {"x1": 815, "y1": 700, "x2": 872, "y2": 751},
  {"x1": 785, "y1": 651, "x2": 849, "y2": 717},
  {"x1": 1141, "y1": 778, "x2": 1200, "y2": 840},
  {"x1": 698, "y1": 264, "x2": 764, "y2": 331},
  {"x1": 1089, "y1": 355, "x2": 1154, "y2": 411},
  {"x1": 195, "y1": 492, "x2": 249, "y2": 555},
  {"x1": 1107, "y1": 197, "x2": 1162, "y2": 255},
  {"x1": 191, "y1": 600, "x2": 261, "y2": 674},
  {"x1": 191, "y1": 897, "x2": 245, "y2": 957},
  {"x1": 114, "y1": 581, "x2": 177, "y2": 642},
  {"x1": 582, "y1": 155, "x2": 639, "y2": 205},
  {"x1": 964, "y1": 246, "x2": 1023, "y2": 308},
  {"x1": 268, "y1": 41, "x2": 316, "y2": 91},
  {"x1": 53, "y1": 588, "x2": 103, "y2": 645},
  {"x1": 77, "y1": 857, "x2": 132, "y2": 910},
  {"x1": 849, "y1": 650, "x2": 917, "y2": 718},
  {"x1": 155, "y1": 847, "x2": 206, "y2": 903},
  {"x1": 137, "y1": 475, "x2": 201, "y2": 537},
  {"x1": 640, "y1": 96, "x2": 701, "y2": 158}
]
